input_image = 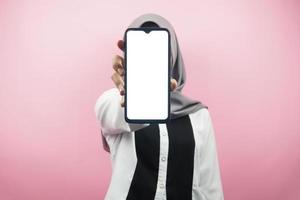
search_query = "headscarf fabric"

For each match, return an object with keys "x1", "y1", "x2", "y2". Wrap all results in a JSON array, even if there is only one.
[{"x1": 125, "y1": 13, "x2": 208, "y2": 119}]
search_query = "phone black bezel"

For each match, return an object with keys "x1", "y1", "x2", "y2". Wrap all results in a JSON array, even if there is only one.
[{"x1": 124, "y1": 27, "x2": 171, "y2": 124}]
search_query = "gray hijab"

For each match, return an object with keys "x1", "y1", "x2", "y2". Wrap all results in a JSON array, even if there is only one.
[{"x1": 125, "y1": 13, "x2": 208, "y2": 119}]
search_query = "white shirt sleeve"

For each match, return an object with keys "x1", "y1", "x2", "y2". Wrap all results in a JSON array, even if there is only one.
[
  {"x1": 199, "y1": 110, "x2": 225, "y2": 200},
  {"x1": 94, "y1": 88, "x2": 149, "y2": 136}
]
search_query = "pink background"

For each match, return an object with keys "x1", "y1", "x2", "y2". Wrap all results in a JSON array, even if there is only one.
[{"x1": 1, "y1": 0, "x2": 300, "y2": 199}]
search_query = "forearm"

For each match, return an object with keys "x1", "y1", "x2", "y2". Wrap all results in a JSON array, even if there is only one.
[{"x1": 199, "y1": 111, "x2": 224, "y2": 199}]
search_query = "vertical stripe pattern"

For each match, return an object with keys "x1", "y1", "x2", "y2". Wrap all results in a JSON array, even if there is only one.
[
  {"x1": 166, "y1": 115, "x2": 195, "y2": 200},
  {"x1": 154, "y1": 124, "x2": 169, "y2": 199},
  {"x1": 126, "y1": 124, "x2": 160, "y2": 200}
]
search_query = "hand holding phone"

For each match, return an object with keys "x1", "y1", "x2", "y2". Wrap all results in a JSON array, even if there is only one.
[{"x1": 111, "y1": 40, "x2": 177, "y2": 113}]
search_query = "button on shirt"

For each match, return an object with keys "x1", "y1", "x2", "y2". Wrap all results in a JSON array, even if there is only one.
[{"x1": 94, "y1": 88, "x2": 224, "y2": 200}]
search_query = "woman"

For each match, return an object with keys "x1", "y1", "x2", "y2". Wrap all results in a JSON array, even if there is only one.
[{"x1": 94, "y1": 13, "x2": 224, "y2": 200}]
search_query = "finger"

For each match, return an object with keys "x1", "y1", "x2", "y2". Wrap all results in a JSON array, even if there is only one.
[
  {"x1": 117, "y1": 40, "x2": 124, "y2": 51},
  {"x1": 111, "y1": 72, "x2": 124, "y2": 94},
  {"x1": 112, "y1": 55, "x2": 124, "y2": 75},
  {"x1": 118, "y1": 83, "x2": 124, "y2": 96},
  {"x1": 111, "y1": 72, "x2": 124, "y2": 88},
  {"x1": 120, "y1": 96, "x2": 125, "y2": 107},
  {"x1": 170, "y1": 78, "x2": 177, "y2": 91},
  {"x1": 112, "y1": 55, "x2": 124, "y2": 69},
  {"x1": 120, "y1": 87, "x2": 125, "y2": 96}
]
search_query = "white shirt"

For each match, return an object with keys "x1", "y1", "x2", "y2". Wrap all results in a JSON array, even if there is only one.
[{"x1": 94, "y1": 88, "x2": 224, "y2": 200}]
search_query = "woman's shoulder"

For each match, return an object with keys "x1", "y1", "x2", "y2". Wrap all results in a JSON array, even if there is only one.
[
  {"x1": 189, "y1": 107, "x2": 211, "y2": 120},
  {"x1": 188, "y1": 107, "x2": 213, "y2": 131}
]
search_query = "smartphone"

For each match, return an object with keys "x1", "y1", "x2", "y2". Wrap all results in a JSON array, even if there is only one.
[{"x1": 124, "y1": 27, "x2": 170, "y2": 123}]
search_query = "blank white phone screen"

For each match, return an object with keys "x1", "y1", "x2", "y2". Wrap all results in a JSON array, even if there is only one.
[{"x1": 126, "y1": 30, "x2": 169, "y2": 121}]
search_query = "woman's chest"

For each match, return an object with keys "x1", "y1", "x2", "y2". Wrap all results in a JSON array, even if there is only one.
[{"x1": 134, "y1": 115, "x2": 196, "y2": 167}]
